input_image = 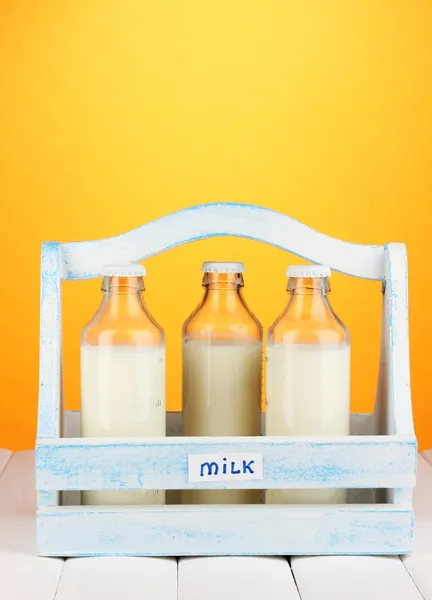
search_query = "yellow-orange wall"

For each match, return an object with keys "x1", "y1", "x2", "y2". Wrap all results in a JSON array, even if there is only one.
[{"x1": 0, "y1": 1, "x2": 431, "y2": 451}]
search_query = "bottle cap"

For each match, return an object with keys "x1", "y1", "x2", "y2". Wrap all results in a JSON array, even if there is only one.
[
  {"x1": 202, "y1": 261, "x2": 245, "y2": 273},
  {"x1": 287, "y1": 265, "x2": 331, "y2": 278},
  {"x1": 101, "y1": 263, "x2": 146, "y2": 277}
]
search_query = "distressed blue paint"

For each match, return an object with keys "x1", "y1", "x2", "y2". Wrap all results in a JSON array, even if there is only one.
[
  {"x1": 36, "y1": 505, "x2": 413, "y2": 556},
  {"x1": 35, "y1": 436, "x2": 417, "y2": 491},
  {"x1": 37, "y1": 242, "x2": 62, "y2": 439},
  {"x1": 38, "y1": 489, "x2": 61, "y2": 507},
  {"x1": 61, "y1": 203, "x2": 386, "y2": 281},
  {"x1": 37, "y1": 242, "x2": 63, "y2": 509},
  {"x1": 385, "y1": 244, "x2": 414, "y2": 436}
]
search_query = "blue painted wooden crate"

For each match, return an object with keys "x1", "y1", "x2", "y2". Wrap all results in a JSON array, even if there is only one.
[{"x1": 35, "y1": 203, "x2": 417, "y2": 557}]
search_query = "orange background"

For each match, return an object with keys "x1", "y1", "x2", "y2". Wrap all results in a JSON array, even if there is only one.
[{"x1": 0, "y1": 1, "x2": 431, "y2": 451}]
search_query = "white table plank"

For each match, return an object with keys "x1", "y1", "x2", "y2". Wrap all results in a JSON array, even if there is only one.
[
  {"x1": 0, "y1": 451, "x2": 40, "y2": 519},
  {"x1": 403, "y1": 554, "x2": 432, "y2": 600},
  {"x1": 290, "y1": 556, "x2": 423, "y2": 600},
  {"x1": 178, "y1": 556, "x2": 300, "y2": 600},
  {"x1": 0, "y1": 449, "x2": 12, "y2": 476},
  {"x1": 400, "y1": 452, "x2": 432, "y2": 599},
  {"x1": 0, "y1": 451, "x2": 64, "y2": 600},
  {"x1": 410, "y1": 455, "x2": 432, "y2": 554},
  {"x1": 413, "y1": 455, "x2": 432, "y2": 526},
  {"x1": 0, "y1": 551, "x2": 63, "y2": 600},
  {"x1": 56, "y1": 557, "x2": 178, "y2": 600}
]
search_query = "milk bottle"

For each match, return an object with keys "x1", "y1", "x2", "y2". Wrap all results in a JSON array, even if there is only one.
[
  {"x1": 81, "y1": 263, "x2": 166, "y2": 505},
  {"x1": 182, "y1": 262, "x2": 262, "y2": 504},
  {"x1": 266, "y1": 265, "x2": 350, "y2": 504}
]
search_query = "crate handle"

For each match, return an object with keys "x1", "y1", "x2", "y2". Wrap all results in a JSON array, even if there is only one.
[{"x1": 60, "y1": 203, "x2": 385, "y2": 281}]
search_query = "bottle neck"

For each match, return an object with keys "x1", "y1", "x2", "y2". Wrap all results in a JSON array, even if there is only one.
[
  {"x1": 201, "y1": 272, "x2": 244, "y2": 309},
  {"x1": 101, "y1": 276, "x2": 146, "y2": 317},
  {"x1": 286, "y1": 277, "x2": 332, "y2": 319},
  {"x1": 203, "y1": 272, "x2": 243, "y2": 290}
]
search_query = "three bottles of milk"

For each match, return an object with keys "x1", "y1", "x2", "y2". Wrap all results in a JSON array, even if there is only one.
[{"x1": 80, "y1": 261, "x2": 350, "y2": 505}]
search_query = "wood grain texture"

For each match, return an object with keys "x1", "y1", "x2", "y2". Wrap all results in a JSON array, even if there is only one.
[
  {"x1": 55, "y1": 557, "x2": 178, "y2": 600},
  {"x1": 61, "y1": 203, "x2": 385, "y2": 280},
  {"x1": 0, "y1": 451, "x2": 64, "y2": 600},
  {"x1": 290, "y1": 556, "x2": 423, "y2": 600},
  {"x1": 35, "y1": 434, "x2": 417, "y2": 491},
  {"x1": 37, "y1": 504, "x2": 413, "y2": 556},
  {"x1": 178, "y1": 556, "x2": 300, "y2": 600}
]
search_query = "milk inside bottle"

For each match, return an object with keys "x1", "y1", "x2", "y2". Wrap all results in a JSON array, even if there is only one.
[
  {"x1": 265, "y1": 265, "x2": 350, "y2": 504},
  {"x1": 80, "y1": 263, "x2": 166, "y2": 505},
  {"x1": 182, "y1": 262, "x2": 262, "y2": 504}
]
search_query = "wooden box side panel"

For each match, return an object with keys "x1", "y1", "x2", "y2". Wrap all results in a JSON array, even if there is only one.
[
  {"x1": 37, "y1": 242, "x2": 63, "y2": 508},
  {"x1": 37, "y1": 505, "x2": 414, "y2": 557},
  {"x1": 375, "y1": 243, "x2": 414, "y2": 438},
  {"x1": 38, "y1": 242, "x2": 63, "y2": 440},
  {"x1": 373, "y1": 243, "x2": 415, "y2": 505},
  {"x1": 386, "y1": 244, "x2": 414, "y2": 437},
  {"x1": 35, "y1": 435, "x2": 417, "y2": 492}
]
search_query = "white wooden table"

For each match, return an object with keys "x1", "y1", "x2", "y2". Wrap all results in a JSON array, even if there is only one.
[{"x1": 1, "y1": 448, "x2": 431, "y2": 600}]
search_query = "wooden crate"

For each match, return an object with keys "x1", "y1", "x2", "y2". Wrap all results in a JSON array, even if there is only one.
[{"x1": 35, "y1": 203, "x2": 416, "y2": 556}]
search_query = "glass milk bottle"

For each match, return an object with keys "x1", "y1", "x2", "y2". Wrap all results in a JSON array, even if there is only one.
[
  {"x1": 81, "y1": 263, "x2": 166, "y2": 505},
  {"x1": 266, "y1": 265, "x2": 350, "y2": 504},
  {"x1": 182, "y1": 262, "x2": 262, "y2": 504}
]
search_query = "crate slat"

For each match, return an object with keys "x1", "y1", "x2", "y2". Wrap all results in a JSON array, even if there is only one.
[
  {"x1": 37, "y1": 504, "x2": 413, "y2": 557},
  {"x1": 36, "y1": 435, "x2": 416, "y2": 491}
]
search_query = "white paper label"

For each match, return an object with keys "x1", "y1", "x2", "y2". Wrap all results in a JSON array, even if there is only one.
[{"x1": 188, "y1": 452, "x2": 263, "y2": 483}]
